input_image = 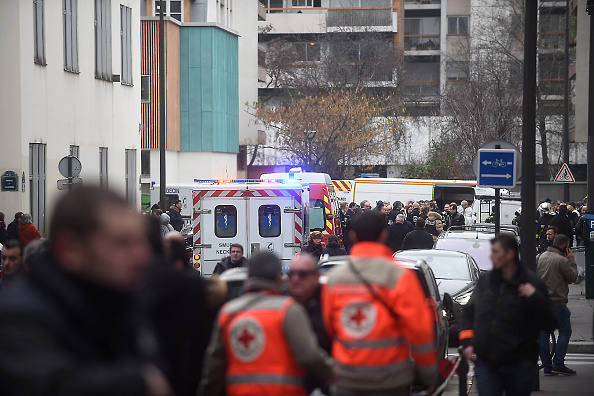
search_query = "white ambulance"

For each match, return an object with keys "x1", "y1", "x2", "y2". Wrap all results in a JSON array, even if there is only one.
[{"x1": 191, "y1": 179, "x2": 309, "y2": 276}]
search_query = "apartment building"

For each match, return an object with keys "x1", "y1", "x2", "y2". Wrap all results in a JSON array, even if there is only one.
[
  {"x1": 0, "y1": 0, "x2": 141, "y2": 235},
  {"x1": 138, "y1": 0, "x2": 261, "y2": 208}
]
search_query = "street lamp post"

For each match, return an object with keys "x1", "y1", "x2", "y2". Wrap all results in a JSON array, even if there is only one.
[
  {"x1": 304, "y1": 130, "x2": 317, "y2": 170},
  {"x1": 159, "y1": 0, "x2": 166, "y2": 210},
  {"x1": 587, "y1": 1, "x2": 594, "y2": 208}
]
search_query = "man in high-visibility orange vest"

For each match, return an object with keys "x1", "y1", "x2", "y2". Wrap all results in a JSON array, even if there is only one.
[
  {"x1": 199, "y1": 252, "x2": 334, "y2": 396},
  {"x1": 323, "y1": 211, "x2": 438, "y2": 396}
]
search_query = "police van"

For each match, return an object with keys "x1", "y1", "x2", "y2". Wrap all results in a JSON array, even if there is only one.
[
  {"x1": 150, "y1": 184, "x2": 195, "y2": 226},
  {"x1": 192, "y1": 178, "x2": 309, "y2": 276}
]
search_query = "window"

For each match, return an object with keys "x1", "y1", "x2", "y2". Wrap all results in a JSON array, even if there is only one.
[
  {"x1": 70, "y1": 145, "x2": 80, "y2": 158},
  {"x1": 310, "y1": 199, "x2": 325, "y2": 231},
  {"x1": 99, "y1": 147, "x2": 108, "y2": 187},
  {"x1": 33, "y1": 0, "x2": 46, "y2": 64},
  {"x1": 125, "y1": 149, "x2": 137, "y2": 203},
  {"x1": 120, "y1": 5, "x2": 132, "y2": 85},
  {"x1": 259, "y1": 205, "x2": 281, "y2": 237},
  {"x1": 29, "y1": 143, "x2": 46, "y2": 235},
  {"x1": 141, "y1": 150, "x2": 150, "y2": 176},
  {"x1": 141, "y1": 76, "x2": 150, "y2": 102},
  {"x1": 405, "y1": 18, "x2": 440, "y2": 36},
  {"x1": 330, "y1": 0, "x2": 390, "y2": 6},
  {"x1": 446, "y1": 61, "x2": 468, "y2": 81},
  {"x1": 447, "y1": 16, "x2": 468, "y2": 35},
  {"x1": 154, "y1": 0, "x2": 182, "y2": 22},
  {"x1": 95, "y1": 0, "x2": 112, "y2": 81},
  {"x1": 293, "y1": 43, "x2": 321, "y2": 62},
  {"x1": 292, "y1": 0, "x2": 313, "y2": 6},
  {"x1": 215, "y1": 205, "x2": 237, "y2": 238},
  {"x1": 63, "y1": 0, "x2": 78, "y2": 72}
]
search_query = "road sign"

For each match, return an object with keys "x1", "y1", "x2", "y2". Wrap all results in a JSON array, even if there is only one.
[
  {"x1": 554, "y1": 163, "x2": 575, "y2": 183},
  {"x1": 57, "y1": 177, "x2": 83, "y2": 191},
  {"x1": 472, "y1": 140, "x2": 522, "y2": 178},
  {"x1": 477, "y1": 149, "x2": 517, "y2": 188},
  {"x1": 58, "y1": 156, "x2": 82, "y2": 178}
]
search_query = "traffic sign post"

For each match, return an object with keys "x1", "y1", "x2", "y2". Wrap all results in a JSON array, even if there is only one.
[{"x1": 58, "y1": 156, "x2": 83, "y2": 191}]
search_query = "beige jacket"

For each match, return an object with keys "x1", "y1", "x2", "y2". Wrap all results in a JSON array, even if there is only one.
[{"x1": 537, "y1": 246, "x2": 578, "y2": 306}]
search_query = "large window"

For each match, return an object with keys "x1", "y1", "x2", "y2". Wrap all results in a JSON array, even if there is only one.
[
  {"x1": 63, "y1": 0, "x2": 78, "y2": 72},
  {"x1": 33, "y1": 0, "x2": 46, "y2": 65},
  {"x1": 99, "y1": 147, "x2": 108, "y2": 187},
  {"x1": 141, "y1": 150, "x2": 150, "y2": 176},
  {"x1": 95, "y1": 0, "x2": 112, "y2": 81},
  {"x1": 310, "y1": 199, "x2": 325, "y2": 231},
  {"x1": 120, "y1": 5, "x2": 133, "y2": 85},
  {"x1": 405, "y1": 18, "x2": 440, "y2": 36},
  {"x1": 446, "y1": 61, "x2": 469, "y2": 81},
  {"x1": 447, "y1": 16, "x2": 469, "y2": 35},
  {"x1": 293, "y1": 42, "x2": 321, "y2": 62},
  {"x1": 330, "y1": 0, "x2": 390, "y2": 7},
  {"x1": 259, "y1": 205, "x2": 281, "y2": 238},
  {"x1": 154, "y1": 0, "x2": 183, "y2": 22},
  {"x1": 215, "y1": 205, "x2": 237, "y2": 238},
  {"x1": 292, "y1": 0, "x2": 314, "y2": 6}
]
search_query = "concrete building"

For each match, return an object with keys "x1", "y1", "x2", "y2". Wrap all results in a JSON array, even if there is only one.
[
  {"x1": 0, "y1": 0, "x2": 141, "y2": 235},
  {"x1": 139, "y1": 0, "x2": 261, "y2": 209}
]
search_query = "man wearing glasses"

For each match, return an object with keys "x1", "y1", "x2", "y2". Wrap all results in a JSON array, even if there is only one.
[{"x1": 288, "y1": 254, "x2": 331, "y2": 395}]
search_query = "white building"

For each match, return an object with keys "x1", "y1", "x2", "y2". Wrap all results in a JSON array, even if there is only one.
[{"x1": 0, "y1": 0, "x2": 141, "y2": 235}]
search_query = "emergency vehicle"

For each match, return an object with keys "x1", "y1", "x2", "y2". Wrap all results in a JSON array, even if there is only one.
[
  {"x1": 191, "y1": 178, "x2": 308, "y2": 276},
  {"x1": 261, "y1": 170, "x2": 343, "y2": 242},
  {"x1": 332, "y1": 180, "x2": 353, "y2": 204},
  {"x1": 150, "y1": 184, "x2": 194, "y2": 225}
]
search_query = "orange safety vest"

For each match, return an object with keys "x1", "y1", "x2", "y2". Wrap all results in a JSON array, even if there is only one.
[
  {"x1": 219, "y1": 293, "x2": 307, "y2": 396},
  {"x1": 322, "y1": 242, "x2": 437, "y2": 386}
]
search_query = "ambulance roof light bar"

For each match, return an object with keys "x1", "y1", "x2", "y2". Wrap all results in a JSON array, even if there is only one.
[{"x1": 193, "y1": 178, "x2": 299, "y2": 185}]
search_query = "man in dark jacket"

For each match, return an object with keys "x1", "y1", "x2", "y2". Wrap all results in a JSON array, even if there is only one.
[
  {"x1": 550, "y1": 204, "x2": 574, "y2": 245},
  {"x1": 401, "y1": 218, "x2": 434, "y2": 250},
  {"x1": 0, "y1": 187, "x2": 173, "y2": 396},
  {"x1": 168, "y1": 200, "x2": 184, "y2": 232},
  {"x1": 288, "y1": 254, "x2": 332, "y2": 395},
  {"x1": 213, "y1": 243, "x2": 248, "y2": 275},
  {"x1": 387, "y1": 213, "x2": 413, "y2": 252},
  {"x1": 448, "y1": 203, "x2": 465, "y2": 229},
  {"x1": 6, "y1": 212, "x2": 22, "y2": 242},
  {"x1": 459, "y1": 234, "x2": 556, "y2": 396},
  {"x1": 407, "y1": 202, "x2": 421, "y2": 224},
  {"x1": 0, "y1": 212, "x2": 6, "y2": 244},
  {"x1": 323, "y1": 234, "x2": 347, "y2": 257}
]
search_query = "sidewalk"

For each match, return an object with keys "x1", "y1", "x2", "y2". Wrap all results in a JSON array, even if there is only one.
[{"x1": 566, "y1": 282, "x2": 593, "y2": 354}]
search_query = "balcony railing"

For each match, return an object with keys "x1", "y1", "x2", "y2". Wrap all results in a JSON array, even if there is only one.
[
  {"x1": 327, "y1": 8, "x2": 393, "y2": 28},
  {"x1": 404, "y1": 81, "x2": 440, "y2": 97},
  {"x1": 404, "y1": 0, "x2": 441, "y2": 4},
  {"x1": 404, "y1": 35, "x2": 440, "y2": 51}
]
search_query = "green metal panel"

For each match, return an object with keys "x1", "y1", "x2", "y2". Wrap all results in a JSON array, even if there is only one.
[{"x1": 180, "y1": 26, "x2": 238, "y2": 153}]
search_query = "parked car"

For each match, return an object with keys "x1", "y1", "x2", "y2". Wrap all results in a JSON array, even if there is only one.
[
  {"x1": 394, "y1": 249, "x2": 480, "y2": 343},
  {"x1": 435, "y1": 229, "x2": 496, "y2": 270}
]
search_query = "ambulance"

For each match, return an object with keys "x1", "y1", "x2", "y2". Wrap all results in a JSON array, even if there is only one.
[
  {"x1": 261, "y1": 170, "x2": 343, "y2": 243},
  {"x1": 191, "y1": 178, "x2": 308, "y2": 276},
  {"x1": 332, "y1": 180, "x2": 354, "y2": 204}
]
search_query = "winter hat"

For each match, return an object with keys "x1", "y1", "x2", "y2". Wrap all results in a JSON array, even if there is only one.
[{"x1": 310, "y1": 231, "x2": 323, "y2": 240}]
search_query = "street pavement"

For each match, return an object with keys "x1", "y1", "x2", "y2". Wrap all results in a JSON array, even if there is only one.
[{"x1": 443, "y1": 283, "x2": 594, "y2": 395}]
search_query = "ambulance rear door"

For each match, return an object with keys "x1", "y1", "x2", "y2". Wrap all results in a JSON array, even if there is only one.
[
  {"x1": 199, "y1": 196, "x2": 248, "y2": 276},
  {"x1": 247, "y1": 189, "x2": 300, "y2": 265}
]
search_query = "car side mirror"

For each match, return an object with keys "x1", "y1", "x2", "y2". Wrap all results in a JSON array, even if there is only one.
[{"x1": 443, "y1": 292, "x2": 455, "y2": 315}]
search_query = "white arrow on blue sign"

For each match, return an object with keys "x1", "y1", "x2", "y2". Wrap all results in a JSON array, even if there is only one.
[{"x1": 477, "y1": 149, "x2": 517, "y2": 188}]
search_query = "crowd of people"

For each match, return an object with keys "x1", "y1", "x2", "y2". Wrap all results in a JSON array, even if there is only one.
[{"x1": 536, "y1": 199, "x2": 588, "y2": 251}]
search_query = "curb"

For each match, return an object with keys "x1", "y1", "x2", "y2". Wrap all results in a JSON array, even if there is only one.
[{"x1": 567, "y1": 342, "x2": 594, "y2": 354}]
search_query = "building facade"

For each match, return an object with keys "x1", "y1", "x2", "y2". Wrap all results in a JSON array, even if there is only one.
[
  {"x1": 0, "y1": 0, "x2": 141, "y2": 235},
  {"x1": 139, "y1": 0, "x2": 261, "y2": 210}
]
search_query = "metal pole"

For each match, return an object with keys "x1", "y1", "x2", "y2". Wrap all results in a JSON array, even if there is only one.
[
  {"x1": 495, "y1": 188, "x2": 501, "y2": 234},
  {"x1": 563, "y1": 0, "x2": 571, "y2": 202},
  {"x1": 159, "y1": 0, "x2": 167, "y2": 210},
  {"x1": 68, "y1": 156, "x2": 73, "y2": 192},
  {"x1": 521, "y1": 0, "x2": 538, "y2": 275},
  {"x1": 458, "y1": 346, "x2": 468, "y2": 396},
  {"x1": 587, "y1": 1, "x2": 594, "y2": 209}
]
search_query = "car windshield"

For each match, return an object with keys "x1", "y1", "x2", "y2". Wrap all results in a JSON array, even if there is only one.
[
  {"x1": 435, "y1": 238, "x2": 492, "y2": 270},
  {"x1": 395, "y1": 252, "x2": 470, "y2": 280}
]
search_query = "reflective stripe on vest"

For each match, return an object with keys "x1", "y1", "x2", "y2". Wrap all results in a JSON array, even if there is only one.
[
  {"x1": 337, "y1": 336, "x2": 405, "y2": 349},
  {"x1": 411, "y1": 341, "x2": 435, "y2": 354},
  {"x1": 336, "y1": 360, "x2": 412, "y2": 375},
  {"x1": 227, "y1": 374, "x2": 304, "y2": 386}
]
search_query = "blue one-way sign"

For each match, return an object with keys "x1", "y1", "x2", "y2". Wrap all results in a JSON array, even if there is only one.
[{"x1": 477, "y1": 149, "x2": 517, "y2": 188}]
